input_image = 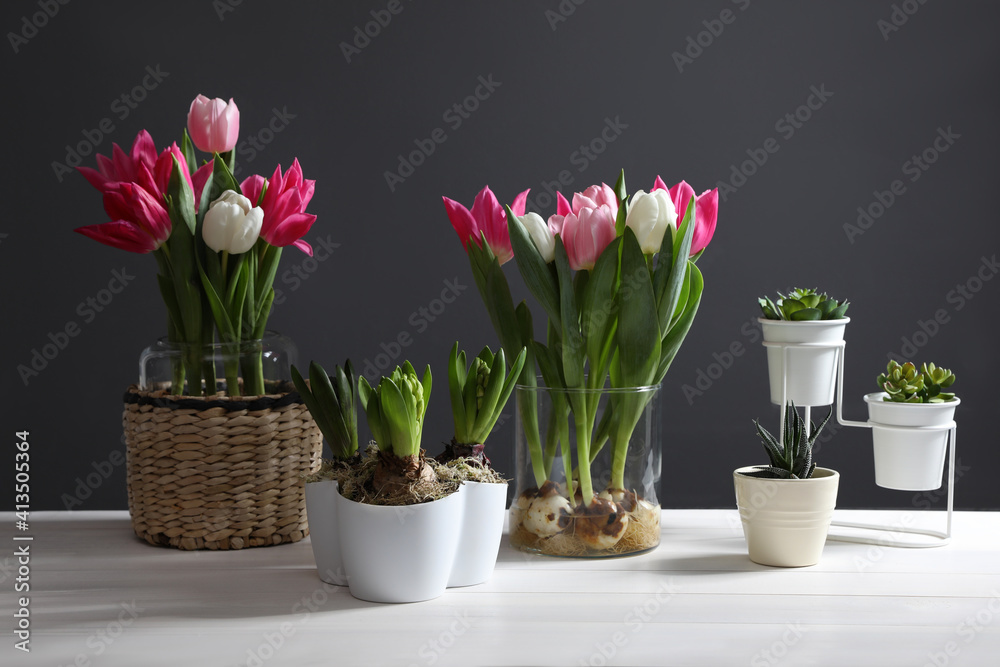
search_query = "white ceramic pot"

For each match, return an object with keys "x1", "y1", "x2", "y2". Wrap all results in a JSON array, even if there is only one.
[
  {"x1": 337, "y1": 487, "x2": 466, "y2": 603},
  {"x1": 304, "y1": 480, "x2": 347, "y2": 586},
  {"x1": 761, "y1": 318, "x2": 849, "y2": 407},
  {"x1": 865, "y1": 392, "x2": 959, "y2": 491},
  {"x1": 733, "y1": 466, "x2": 840, "y2": 567},
  {"x1": 448, "y1": 481, "x2": 508, "y2": 587}
]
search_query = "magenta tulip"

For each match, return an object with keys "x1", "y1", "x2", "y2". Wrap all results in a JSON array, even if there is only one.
[
  {"x1": 560, "y1": 204, "x2": 616, "y2": 271},
  {"x1": 77, "y1": 130, "x2": 157, "y2": 194},
  {"x1": 75, "y1": 183, "x2": 171, "y2": 254},
  {"x1": 654, "y1": 177, "x2": 719, "y2": 256},
  {"x1": 240, "y1": 159, "x2": 316, "y2": 255},
  {"x1": 442, "y1": 186, "x2": 528, "y2": 265},
  {"x1": 187, "y1": 95, "x2": 240, "y2": 154}
]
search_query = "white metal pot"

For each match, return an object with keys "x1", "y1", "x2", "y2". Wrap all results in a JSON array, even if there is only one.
[
  {"x1": 865, "y1": 392, "x2": 959, "y2": 491},
  {"x1": 304, "y1": 480, "x2": 347, "y2": 586},
  {"x1": 761, "y1": 318, "x2": 849, "y2": 407},
  {"x1": 337, "y1": 487, "x2": 465, "y2": 603},
  {"x1": 448, "y1": 481, "x2": 508, "y2": 587},
  {"x1": 733, "y1": 466, "x2": 840, "y2": 567}
]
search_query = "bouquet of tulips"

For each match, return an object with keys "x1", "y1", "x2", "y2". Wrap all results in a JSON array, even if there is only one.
[
  {"x1": 75, "y1": 95, "x2": 317, "y2": 396},
  {"x1": 443, "y1": 171, "x2": 717, "y2": 553}
]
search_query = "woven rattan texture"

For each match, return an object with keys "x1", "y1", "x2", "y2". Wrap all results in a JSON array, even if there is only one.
[{"x1": 122, "y1": 385, "x2": 322, "y2": 550}]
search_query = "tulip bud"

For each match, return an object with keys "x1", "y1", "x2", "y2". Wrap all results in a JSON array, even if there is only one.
[
  {"x1": 625, "y1": 189, "x2": 676, "y2": 254},
  {"x1": 187, "y1": 95, "x2": 240, "y2": 153},
  {"x1": 202, "y1": 190, "x2": 263, "y2": 254},
  {"x1": 517, "y1": 212, "x2": 556, "y2": 263}
]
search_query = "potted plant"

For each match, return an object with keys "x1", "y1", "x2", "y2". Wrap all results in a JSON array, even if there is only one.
[
  {"x1": 865, "y1": 361, "x2": 959, "y2": 491},
  {"x1": 292, "y1": 360, "x2": 360, "y2": 586},
  {"x1": 734, "y1": 403, "x2": 839, "y2": 567},
  {"x1": 438, "y1": 343, "x2": 524, "y2": 587},
  {"x1": 759, "y1": 288, "x2": 850, "y2": 407},
  {"x1": 443, "y1": 172, "x2": 718, "y2": 557},
  {"x1": 80, "y1": 95, "x2": 322, "y2": 550}
]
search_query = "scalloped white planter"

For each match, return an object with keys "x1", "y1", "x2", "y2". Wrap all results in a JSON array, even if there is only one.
[
  {"x1": 733, "y1": 467, "x2": 840, "y2": 567},
  {"x1": 304, "y1": 480, "x2": 508, "y2": 603},
  {"x1": 865, "y1": 392, "x2": 959, "y2": 491},
  {"x1": 761, "y1": 318, "x2": 849, "y2": 407}
]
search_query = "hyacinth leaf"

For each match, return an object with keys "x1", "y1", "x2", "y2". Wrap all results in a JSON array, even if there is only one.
[
  {"x1": 789, "y1": 307, "x2": 822, "y2": 321},
  {"x1": 338, "y1": 361, "x2": 359, "y2": 454},
  {"x1": 420, "y1": 364, "x2": 433, "y2": 413},
  {"x1": 830, "y1": 302, "x2": 850, "y2": 319},
  {"x1": 474, "y1": 348, "x2": 507, "y2": 437},
  {"x1": 309, "y1": 362, "x2": 349, "y2": 451},
  {"x1": 653, "y1": 198, "x2": 695, "y2": 337},
  {"x1": 617, "y1": 228, "x2": 660, "y2": 388},
  {"x1": 448, "y1": 343, "x2": 468, "y2": 440},
  {"x1": 507, "y1": 206, "x2": 561, "y2": 331},
  {"x1": 379, "y1": 378, "x2": 414, "y2": 457},
  {"x1": 799, "y1": 293, "x2": 821, "y2": 309}
]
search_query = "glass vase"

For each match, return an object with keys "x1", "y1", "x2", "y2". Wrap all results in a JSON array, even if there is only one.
[
  {"x1": 510, "y1": 382, "x2": 661, "y2": 557},
  {"x1": 138, "y1": 331, "x2": 297, "y2": 396}
]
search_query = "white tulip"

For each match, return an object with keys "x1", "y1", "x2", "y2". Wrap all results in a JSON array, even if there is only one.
[
  {"x1": 517, "y1": 212, "x2": 555, "y2": 263},
  {"x1": 625, "y1": 189, "x2": 676, "y2": 254},
  {"x1": 202, "y1": 190, "x2": 263, "y2": 254}
]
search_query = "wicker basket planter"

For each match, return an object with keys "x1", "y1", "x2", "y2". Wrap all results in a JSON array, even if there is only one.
[{"x1": 122, "y1": 384, "x2": 322, "y2": 550}]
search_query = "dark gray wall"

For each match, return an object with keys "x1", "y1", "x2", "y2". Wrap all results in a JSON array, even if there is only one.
[{"x1": 3, "y1": 0, "x2": 998, "y2": 511}]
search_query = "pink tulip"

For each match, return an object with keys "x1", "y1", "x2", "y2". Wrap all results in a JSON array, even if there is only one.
[
  {"x1": 240, "y1": 159, "x2": 317, "y2": 255},
  {"x1": 187, "y1": 95, "x2": 240, "y2": 153},
  {"x1": 75, "y1": 183, "x2": 171, "y2": 254},
  {"x1": 560, "y1": 204, "x2": 616, "y2": 271},
  {"x1": 151, "y1": 143, "x2": 213, "y2": 207},
  {"x1": 654, "y1": 177, "x2": 719, "y2": 256},
  {"x1": 77, "y1": 130, "x2": 157, "y2": 193},
  {"x1": 442, "y1": 185, "x2": 529, "y2": 265},
  {"x1": 572, "y1": 183, "x2": 619, "y2": 221}
]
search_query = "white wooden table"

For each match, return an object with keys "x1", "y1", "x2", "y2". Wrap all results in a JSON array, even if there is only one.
[{"x1": 4, "y1": 510, "x2": 999, "y2": 667}]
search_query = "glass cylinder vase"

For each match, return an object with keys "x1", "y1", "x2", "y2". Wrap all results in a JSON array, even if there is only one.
[{"x1": 510, "y1": 382, "x2": 661, "y2": 557}]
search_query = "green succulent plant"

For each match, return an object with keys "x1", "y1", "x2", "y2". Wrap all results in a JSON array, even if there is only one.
[
  {"x1": 742, "y1": 402, "x2": 832, "y2": 480},
  {"x1": 291, "y1": 360, "x2": 358, "y2": 460},
  {"x1": 759, "y1": 287, "x2": 849, "y2": 321},
  {"x1": 878, "y1": 360, "x2": 957, "y2": 403}
]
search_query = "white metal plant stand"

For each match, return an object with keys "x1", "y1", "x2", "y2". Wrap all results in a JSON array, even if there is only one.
[{"x1": 762, "y1": 338, "x2": 956, "y2": 548}]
